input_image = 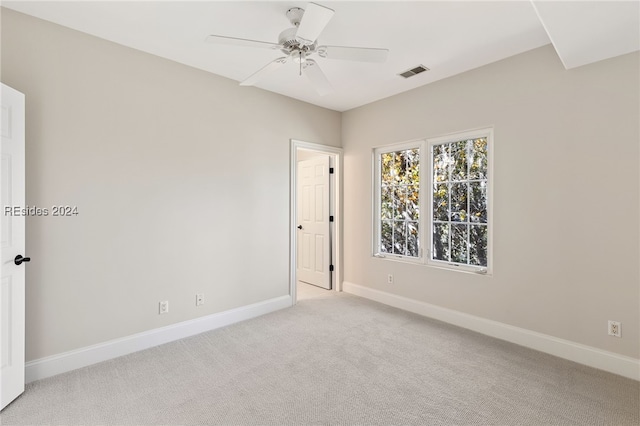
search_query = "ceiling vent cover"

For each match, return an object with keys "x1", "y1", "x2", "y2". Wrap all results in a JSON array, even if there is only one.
[{"x1": 399, "y1": 65, "x2": 430, "y2": 78}]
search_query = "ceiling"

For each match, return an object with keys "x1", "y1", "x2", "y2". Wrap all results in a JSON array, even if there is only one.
[{"x1": 3, "y1": 1, "x2": 639, "y2": 112}]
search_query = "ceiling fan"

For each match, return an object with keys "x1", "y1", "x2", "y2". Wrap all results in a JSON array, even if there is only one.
[{"x1": 205, "y1": 2, "x2": 389, "y2": 96}]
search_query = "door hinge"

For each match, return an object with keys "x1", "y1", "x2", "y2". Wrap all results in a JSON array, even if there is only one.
[
  {"x1": 329, "y1": 167, "x2": 334, "y2": 174},
  {"x1": 329, "y1": 215, "x2": 334, "y2": 222},
  {"x1": 329, "y1": 264, "x2": 334, "y2": 272}
]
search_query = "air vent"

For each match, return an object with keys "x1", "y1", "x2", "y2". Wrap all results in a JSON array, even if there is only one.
[{"x1": 399, "y1": 65, "x2": 430, "y2": 78}]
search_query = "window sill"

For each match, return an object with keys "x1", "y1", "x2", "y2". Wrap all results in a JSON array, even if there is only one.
[
  {"x1": 373, "y1": 254, "x2": 491, "y2": 275},
  {"x1": 372, "y1": 253, "x2": 423, "y2": 265},
  {"x1": 427, "y1": 261, "x2": 491, "y2": 276}
]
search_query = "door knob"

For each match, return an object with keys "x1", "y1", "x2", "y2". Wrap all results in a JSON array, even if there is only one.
[
  {"x1": 14, "y1": 255, "x2": 31, "y2": 266},
  {"x1": 297, "y1": 225, "x2": 303, "y2": 230}
]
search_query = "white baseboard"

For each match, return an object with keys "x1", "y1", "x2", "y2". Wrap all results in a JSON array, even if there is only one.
[
  {"x1": 343, "y1": 281, "x2": 639, "y2": 381},
  {"x1": 25, "y1": 295, "x2": 292, "y2": 383}
]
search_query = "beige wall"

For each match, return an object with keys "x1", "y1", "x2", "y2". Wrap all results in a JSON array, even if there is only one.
[
  {"x1": 1, "y1": 9, "x2": 341, "y2": 361},
  {"x1": 342, "y1": 45, "x2": 640, "y2": 358}
]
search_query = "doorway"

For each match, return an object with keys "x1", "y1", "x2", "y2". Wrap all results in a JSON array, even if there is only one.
[{"x1": 290, "y1": 140, "x2": 342, "y2": 304}]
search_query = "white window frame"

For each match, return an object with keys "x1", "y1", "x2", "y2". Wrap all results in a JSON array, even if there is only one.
[
  {"x1": 427, "y1": 128, "x2": 493, "y2": 274},
  {"x1": 372, "y1": 128, "x2": 493, "y2": 275},
  {"x1": 372, "y1": 140, "x2": 425, "y2": 263}
]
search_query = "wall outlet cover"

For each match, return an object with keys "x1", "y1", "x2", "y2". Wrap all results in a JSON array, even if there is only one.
[
  {"x1": 196, "y1": 294, "x2": 204, "y2": 306},
  {"x1": 608, "y1": 320, "x2": 621, "y2": 337}
]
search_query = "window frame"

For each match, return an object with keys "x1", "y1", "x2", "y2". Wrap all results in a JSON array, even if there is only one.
[
  {"x1": 427, "y1": 128, "x2": 493, "y2": 274},
  {"x1": 372, "y1": 140, "x2": 425, "y2": 263},
  {"x1": 372, "y1": 128, "x2": 493, "y2": 275}
]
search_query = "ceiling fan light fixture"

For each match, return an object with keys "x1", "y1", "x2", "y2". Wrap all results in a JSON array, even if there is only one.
[{"x1": 292, "y1": 51, "x2": 307, "y2": 64}]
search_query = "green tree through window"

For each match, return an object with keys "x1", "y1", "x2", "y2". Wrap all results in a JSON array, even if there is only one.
[
  {"x1": 379, "y1": 148, "x2": 420, "y2": 257},
  {"x1": 432, "y1": 138, "x2": 488, "y2": 267}
]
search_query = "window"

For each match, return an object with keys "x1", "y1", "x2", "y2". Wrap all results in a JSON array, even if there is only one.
[
  {"x1": 429, "y1": 134, "x2": 490, "y2": 270},
  {"x1": 374, "y1": 143, "x2": 422, "y2": 260},
  {"x1": 374, "y1": 129, "x2": 492, "y2": 273}
]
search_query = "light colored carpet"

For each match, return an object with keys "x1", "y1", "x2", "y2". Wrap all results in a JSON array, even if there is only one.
[
  {"x1": 1, "y1": 293, "x2": 638, "y2": 425},
  {"x1": 297, "y1": 281, "x2": 334, "y2": 300}
]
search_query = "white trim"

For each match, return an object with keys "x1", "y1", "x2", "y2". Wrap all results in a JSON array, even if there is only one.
[
  {"x1": 25, "y1": 295, "x2": 291, "y2": 383},
  {"x1": 290, "y1": 140, "x2": 343, "y2": 303},
  {"x1": 343, "y1": 282, "x2": 640, "y2": 381}
]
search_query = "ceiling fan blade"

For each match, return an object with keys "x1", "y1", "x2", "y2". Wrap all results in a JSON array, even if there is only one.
[
  {"x1": 240, "y1": 57, "x2": 289, "y2": 86},
  {"x1": 303, "y1": 59, "x2": 333, "y2": 96},
  {"x1": 318, "y1": 45, "x2": 389, "y2": 63},
  {"x1": 205, "y1": 35, "x2": 281, "y2": 50},
  {"x1": 295, "y1": 3, "x2": 335, "y2": 45}
]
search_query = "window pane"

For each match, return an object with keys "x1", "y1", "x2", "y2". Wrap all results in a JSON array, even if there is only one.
[
  {"x1": 377, "y1": 147, "x2": 421, "y2": 259},
  {"x1": 393, "y1": 221, "x2": 406, "y2": 255},
  {"x1": 391, "y1": 152, "x2": 402, "y2": 182},
  {"x1": 451, "y1": 224, "x2": 468, "y2": 264},
  {"x1": 407, "y1": 184, "x2": 419, "y2": 221},
  {"x1": 381, "y1": 220, "x2": 393, "y2": 253},
  {"x1": 405, "y1": 149, "x2": 420, "y2": 184},
  {"x1": 433, "y1": 183, "x2": 448, "y2": 221},
  {"x1": 396, "y1": 151, "x2": 411, "y2": 184},
  {"x1": 381, "y1": 153, "x2": 393, "y2": 184},
  {"x1": 450, "y1": 182, "x2": 468, "y2": 222},
  {"x1": 396, "y1": 149, "x2": 418, "y2": 184},
  {"x1": 451, "y1": 140, "x2": 468, "y2": 181},
  {"x1": 393, "y1": 186, "x2": 407, "y2": 220},
  {"x1": 469, "y1": 225, "x2": 488, "y2": 267},
  {"x1": 469, "y1": 181, "x2": 487, "y2": 223},
  {"x1": 469, "y1": 138, "x2": 488, "y2": 180},
  {"x1": 433, "y1": 144, "x2": 449, "y2": 183},
  {"x1": 407, "y1": 221, "x2": 419, "y2": 257},
  {"x1": 432, "y1": 223, "x2": 449, "y2": 261},
  {"x1": 381, "y1": 185, "x2": 393, "y2": 220}
]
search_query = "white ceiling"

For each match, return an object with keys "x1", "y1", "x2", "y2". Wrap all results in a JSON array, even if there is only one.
[
  {"x1": 3, "y1": 1, "x2": 639, "y2": 112},
  {"x1": 531, "y1": 1, "x2": 640, "y2": 69}
]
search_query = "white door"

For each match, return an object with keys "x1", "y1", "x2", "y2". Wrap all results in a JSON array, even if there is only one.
[
  {"x1": 1, "y1": 83, "x2": 26, "y2": 411},
  {"x1": 297, "y1": 156, "x2": 331, "y2": 289}
]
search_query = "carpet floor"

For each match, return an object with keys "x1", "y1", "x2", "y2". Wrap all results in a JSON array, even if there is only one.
[{"x1": 1, "y1": 293, "x2": 638, "y2": 425}]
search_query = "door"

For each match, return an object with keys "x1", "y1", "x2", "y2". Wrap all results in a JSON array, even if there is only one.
[
  {"x1": 297, "y1": 156, "x2": 331, "y2": 289},
  {"x1": 1, "y1": 83, "x2": 26, "y2": 411}
]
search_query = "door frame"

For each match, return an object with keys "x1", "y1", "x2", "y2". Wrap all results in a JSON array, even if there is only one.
[{"x1": 290, "y1": 139, "x2": 342, "y2": 304}]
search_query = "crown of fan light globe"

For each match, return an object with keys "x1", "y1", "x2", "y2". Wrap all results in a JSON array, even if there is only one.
[{"x1": 291, "y1": 50, "x2": 307, "y2": 64}]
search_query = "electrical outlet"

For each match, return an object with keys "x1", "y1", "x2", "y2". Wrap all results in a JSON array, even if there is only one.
[
  {"x1": 196, "y1": 293, "x2": 204, "y2": 306},
  {"x1": 608, "y1": 320, "x2": 621, "y2": 337},
  {"x1": 387, "y1": 274, "x2": 394, "y2": 284},
  {"x1": 159, "y1": 301, "x2": 169, "y2": 314}
]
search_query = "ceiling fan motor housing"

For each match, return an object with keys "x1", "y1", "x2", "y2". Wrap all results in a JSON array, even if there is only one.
[{"x1": 278, "y1": 27, "x2": 317, "y2": 59}]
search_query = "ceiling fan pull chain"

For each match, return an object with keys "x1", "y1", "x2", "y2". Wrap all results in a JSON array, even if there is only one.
[{"x1": 299, "y1": 51, "x2": 302, "y2": 76}]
